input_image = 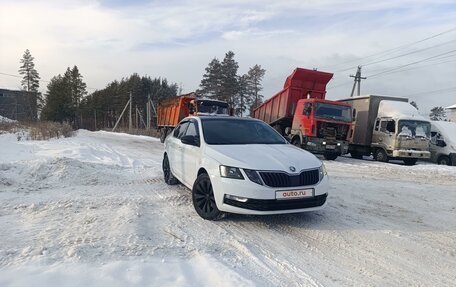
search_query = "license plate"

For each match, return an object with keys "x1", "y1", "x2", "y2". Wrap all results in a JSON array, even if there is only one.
[
  {"x1": 276, "y1": 189, "x2": 314, "y2": 200},
  {"x1": 326, "y1": 144, "x2": 336, "y2": 149}
]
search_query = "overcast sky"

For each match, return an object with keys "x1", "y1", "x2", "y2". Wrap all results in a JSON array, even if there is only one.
[{"x1": 1, "y1": 0, "x2": 455, "y2": 115}]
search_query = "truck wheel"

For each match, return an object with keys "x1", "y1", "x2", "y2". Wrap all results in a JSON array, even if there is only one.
[
  {"x1": 291, "y1": 138, "x2": 301, "y2": 148},
  {"x1": 273, "y1": 125, "x2": 284, "y2": 135},
  {"x1": 403, "y1": 158, "x2": 418, "y2": 166},
  {"x1": 324, "y1": 153, "x2": 338, "y2": 160},
  {"x1": 350, "y1": 151, "x2": 363, "y2": 159},
  {"x1": 374, "y1": 149, "x2": 389, "y2": 163},
  {"x1": 437, "y1": 155, "x2": 450, "y2": 166}
]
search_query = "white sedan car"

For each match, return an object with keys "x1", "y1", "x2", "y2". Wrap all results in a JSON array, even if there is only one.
[{"x1": 163, "y1": 116, "x2": 329, "y2": 220}]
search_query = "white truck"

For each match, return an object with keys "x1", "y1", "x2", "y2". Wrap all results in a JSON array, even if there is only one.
[
  {"x1": 339, "y1": 95, "x2": 431, "y2": 165},
  {"x1": 430, "y1": 121, "x2": 456, "y2": 166}
]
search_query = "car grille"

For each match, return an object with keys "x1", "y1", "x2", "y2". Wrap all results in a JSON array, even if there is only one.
[
  {"x1": 224, "y1": 193, "x2": 327, "y2": 211},
  {"x1": 259, "y1": 169, "x2": 320, "y2": 188}
]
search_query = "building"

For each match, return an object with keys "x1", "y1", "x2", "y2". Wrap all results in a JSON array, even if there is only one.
[
  {"x1": 446, "y1": 104, "x2": 456, "y2": 122},
  {"x1": 0, "y1": 88, "x2": 38, "y2": 121}
]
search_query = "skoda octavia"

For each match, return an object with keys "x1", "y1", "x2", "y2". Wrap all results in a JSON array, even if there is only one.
[{"x1": 162, "y1": 116, "x2": 328, "y2": 220}]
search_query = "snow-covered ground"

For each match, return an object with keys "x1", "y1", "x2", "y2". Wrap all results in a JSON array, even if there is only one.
[{"x1": 0, "y1": 130, "x2": 455, "y2": 286}]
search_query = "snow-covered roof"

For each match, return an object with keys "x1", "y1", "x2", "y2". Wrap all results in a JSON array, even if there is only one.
[
  {"x1": 377, "y1": 100, "x2": 427, "y2": 121},
  {"x1": 445, "y1": 104, "x2": 456, "y2": 110}
]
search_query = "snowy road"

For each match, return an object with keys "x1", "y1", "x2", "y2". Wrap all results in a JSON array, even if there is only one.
[{"x1": 0, "y1": 130, "x2": 455, "y2": 286}]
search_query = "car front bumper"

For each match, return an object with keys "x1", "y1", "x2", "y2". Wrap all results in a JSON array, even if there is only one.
[{"x1": 210, "y1": 173, "x2": 329, "y2": 215}]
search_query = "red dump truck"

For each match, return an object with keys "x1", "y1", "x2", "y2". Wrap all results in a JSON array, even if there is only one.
[
  {"x1": 157, "y1": 93, "x2": 229, "y2": 142},
  {"x1": 252, "y1": 68, "x2": 352, "y2": 160}
]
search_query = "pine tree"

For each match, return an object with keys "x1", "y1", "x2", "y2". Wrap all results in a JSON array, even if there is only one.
[
  {"x1": 245, "y1": 64, "x2": 266, "y2": 110},
  {"x1": 18, "y1": 49, "x2": 40, "y2": 92},
  {"x1": 66, "y1": 66, "x2": 87, "y2": 108},
  {"x1": 220, "y1": 51, "x2": 239, "y2": 108},
  {"x1": 429, "y1": 106, "x2": 446, "y2": 121},
  {"x1": 41, "y1": 75, "x2": 74, "y2": 122},
  {"x1": 198, "y1": 58, "x2": 222, "y2": 99}
]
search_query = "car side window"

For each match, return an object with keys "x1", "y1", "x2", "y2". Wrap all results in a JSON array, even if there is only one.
[
  {"x1": 173, "y1": 122, "x2": 189, "y2": 139},
  {"x1": 185, "y1": 121, "x2": 199, "y2": 137}
]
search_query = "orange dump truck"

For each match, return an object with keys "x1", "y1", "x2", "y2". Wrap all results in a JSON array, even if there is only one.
[{"x1": 157, "y1": 93, "x2": 229, "y2": 142}]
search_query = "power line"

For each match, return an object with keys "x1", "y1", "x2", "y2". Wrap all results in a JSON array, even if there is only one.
[
  {"x1": 403, "y1": 87, "x2": 456, "y2": 98},
  {"x1": 0, "y1": 71, "x2": 99, "y2": 90},
  {"x1": 319, "y1": 26, "x2": 456, "y2": 70},
  {"x1": 333, "y1": 39, "x2": 456, "y2": 73},
  {"x1": 328, "y1": 56, "x2": 456, "y2": 90},
  {"x1": 366, "y1": 49, "x2": 456, "y2": 78}
]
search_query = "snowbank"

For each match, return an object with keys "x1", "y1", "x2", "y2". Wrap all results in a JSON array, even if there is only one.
[
  {"x1": 0, "y1": 257, "x2": 252, "y2": 287},
  {"x1": 0, "y1": 115, "x2": 16, "y2": 123}
]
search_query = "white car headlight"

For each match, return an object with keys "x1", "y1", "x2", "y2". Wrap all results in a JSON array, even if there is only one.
[
  {"x1": 220, "y1": 165, "x2": 244, "y2": 180},
  {"x1": 319, "y1": 163, "x2": 327, "y2": 181}
]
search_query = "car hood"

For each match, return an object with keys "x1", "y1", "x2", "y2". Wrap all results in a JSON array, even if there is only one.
[{"x1": 205, "y1": 144, "x2": 322, "y2": 171}]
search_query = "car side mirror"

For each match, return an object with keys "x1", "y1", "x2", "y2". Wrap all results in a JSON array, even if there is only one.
[{"x1": 181, "y1": 135, "x2": 200, "y2": 147}]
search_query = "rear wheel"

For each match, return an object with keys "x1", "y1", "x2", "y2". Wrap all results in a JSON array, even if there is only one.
[
  {"x1": 350, "y1": 151, "x2": 363, "y2": 159},
  {"x1": 375, "y1": 149, "x2": 389, "y2": 163},
  {"x1": 324, "y1": 153, "x2": 338, "y2": 160},
  {"x1": 159, "y1": 128, "x2": 168, "y2": 143},
  {"x1": 192, "y1": 173, "x2": 223, "y2": 221},
  {"x1": 162, "y1": 154, "x2": 179, "y2": 185},
  {"x1": 403, "y1": 158, "x2": 418, "y2": 166},
  {"x1": 437, "y1": 155, "x2": 450, "y2": 166}
]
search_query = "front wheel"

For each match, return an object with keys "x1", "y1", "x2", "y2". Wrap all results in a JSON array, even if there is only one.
[
  {"x1": 192, "y1": 173, "x2": 223, "y2": 220},
  {"x1": 437, "y1": 155, "x2": 450, "y2": 166},
  {"x1": 374, "y1": 149, "x2": 389, "y2": 163},
  {"x1": 324, "y1": 153, "x2": 338, "y2": 160},
  {"x1": 403, "y1": 158, "x2": 418, "y2": 166},
  {"x1": 291, "y1": 138, "x2": 301, "y2": 148}
]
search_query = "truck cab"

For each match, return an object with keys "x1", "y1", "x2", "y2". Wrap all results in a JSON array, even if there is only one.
[
  {"x1": 291, "y1": 98, "x2": 352, "y2": 159},
  {"x1": 372, "y1": 116, "x2": 431, "y2": 165},
  {"x1": 429, "y1": 121, "x2": 456, "y2": 166}
]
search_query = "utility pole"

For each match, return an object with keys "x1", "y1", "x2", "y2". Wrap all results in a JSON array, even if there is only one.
[
  {"x1": 147, "y1": 93, "x2": 151, "y2": 130},
  {"x1": 129, "y1": 91, "x2": 132, "y2": 130},
  {"x1": 94, "y1": 110, "x2": 97, "y2": 131},
  {"x1": 350, "y1": 66, "x2": 367, "y2": 97}
]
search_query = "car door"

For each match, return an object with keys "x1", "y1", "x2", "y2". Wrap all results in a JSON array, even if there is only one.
[
  {"x1": 168, "y1": 121, "x2": 189, "y2": 180},
  {"x1": 181, "y1": 119, "x2": 201, "y2": 186}
]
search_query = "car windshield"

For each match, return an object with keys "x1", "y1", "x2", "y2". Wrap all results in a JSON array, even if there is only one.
[
  {"x1": 201, "y1": 118, "x2": 287, "y2": 145},
  {"x1": 197, "y1": 100, "x2": 229, "y2": 115},
  {"x1": 398, "y1": 120, "x2": 431, "y2": 138},
  {"x1": 315, "y1": 103, "x2": 352, "y2": 122}
]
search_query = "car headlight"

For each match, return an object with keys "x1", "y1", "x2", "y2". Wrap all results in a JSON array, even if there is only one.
[
  {"x1": 220, "y1": 165, "x2": 244, "y2": 179},
  {"x1": 243, "y1": 169, "x2": 263, "y2": 185},
  {"x1": 319, "y1": 163, "x2": 327, "y2": 181}
]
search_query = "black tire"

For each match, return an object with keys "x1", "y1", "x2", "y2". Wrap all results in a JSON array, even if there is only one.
[
  {"x1": 375, "y1": 149, "x2": 389, "y2": 163},
  {"x1": 324, "y1": 153, "x2": 338, "y2": 160},
  {"x1": 273, "y1": 125, "x2": 284, "y2": 135},
  {"x1": 350, "y1": 151, "x2": 363, "y2": 159},
  {"x1": 162, "y1": 154, "x2": 179, "y2": 185},
  {"x1": 192, "y1": 173, "x2": 223, "y2": 221},
  {"x1": 403, "y1": 158, "x2": 418, "y2": 166},
  {"x1": 437, "y1": 155, "x2": 450, "y2": 166},
  {"x1": 291, "y1": 138, "x2": 301, "y2": 148}
]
